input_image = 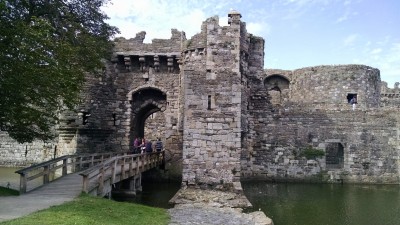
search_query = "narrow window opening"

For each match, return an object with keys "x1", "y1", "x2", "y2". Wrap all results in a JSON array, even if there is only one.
[
  {"x1": 82, "y1": 112, "x2": 91, "y2": 125},
  {"x1": 207, "y1": 95, "x2": 212, "y2": 110},
  {"x1": 112, "y1": 113, "x2": 116, "y2": 126}
]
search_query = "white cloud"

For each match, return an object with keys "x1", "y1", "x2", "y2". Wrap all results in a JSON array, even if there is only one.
[
  {"x1": 353, "y1": 42, "x2": 400, "y2": 87},
  {"x1": 343, "y1": 34, "x2": 358, "y2": 46},
  {"x1": 247, "y1": 22, "x2": 271, "y2": 37},
  {"x1": 335, "y1": 12, "x2": 349, "y2": 23},
  {"x1": 102, "y1": 0, "x2": 237, "y2": 42},
  {"x1": 370, "y1": 48, "x2": 382, "y2": 54}
]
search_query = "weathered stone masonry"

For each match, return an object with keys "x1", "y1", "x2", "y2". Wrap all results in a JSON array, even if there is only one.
[
  {"x1": 243, "y1": 65, "x2": 400, "y2": 183},
  {"x1": 1, "y1": 11, "x2": 399, "y2": 186}
]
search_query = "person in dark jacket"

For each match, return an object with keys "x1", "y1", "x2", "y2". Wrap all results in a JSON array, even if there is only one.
[
  {"x1": 145, "y1": 140, "x2": 153, "y2": 153},
  {"x1": 155, "y1": 138, "x2": 163, "y2": 152}
]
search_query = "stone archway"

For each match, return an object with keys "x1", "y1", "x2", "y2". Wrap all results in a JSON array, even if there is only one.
[
  {"x1": 130, "y1": 88, "x2": 167, "y2": 149},
  {"x1": 264, "y1": 74, "x2": 290, "y2": 105}
]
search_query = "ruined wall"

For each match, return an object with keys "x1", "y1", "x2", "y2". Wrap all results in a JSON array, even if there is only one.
[
  {"x1": 244, "y1": 65, "x2": 400, "y2": 184},
  {"x1": 380, "y1": 81, "x2": 400, "y2": 108},
  {"x1": 290, "y1": 65, "x2": 381, "y2": 109},
  {"x1": 181, "y1": 11, "x2": 258, "y2": 188},
  {"x1": 2, "y1": 11, "x2": 399, "y2": 186},
  {"x1": 0, "y1": 131, "x2": 56, "y2": 167},
  {"x1": 55, "y1": 30, "x2": 184, "y2": 179}
]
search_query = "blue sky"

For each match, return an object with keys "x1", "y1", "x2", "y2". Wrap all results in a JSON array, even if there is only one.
[{"x1": 102, "y1": 0, "x2": 399, "y2": 87}]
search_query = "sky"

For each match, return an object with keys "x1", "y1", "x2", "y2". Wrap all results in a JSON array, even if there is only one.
[{"x1": 101, "y1": 0, "x2": 399, "y2": 87}]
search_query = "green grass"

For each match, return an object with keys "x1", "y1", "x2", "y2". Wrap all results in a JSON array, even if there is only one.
[
  {"x1": 0, "y1": 193, "x2": 170, "y2": 225},
  {"x1": 0, "y1": 186, "x2": 19, "y2": 196}
]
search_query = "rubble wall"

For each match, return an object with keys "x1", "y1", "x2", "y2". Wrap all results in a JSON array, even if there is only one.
[
  {"x1": 181, "y1": 13, "x2": 248, "y2": 187},
  {"x1": 244, "y1": 65, "x2": 400, "y2": 183},
  {"x1": 0, "y1": 132, "x2": 56, "y2": 167}
]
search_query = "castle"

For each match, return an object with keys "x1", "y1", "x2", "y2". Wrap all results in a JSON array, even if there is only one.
[{"x1": 1, "y1": 11, "x2": 399, "y2": 186}]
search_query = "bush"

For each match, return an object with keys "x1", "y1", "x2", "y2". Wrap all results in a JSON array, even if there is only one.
[{"x1": 300, "y1": 146, "x2": 325, "y2": 159}]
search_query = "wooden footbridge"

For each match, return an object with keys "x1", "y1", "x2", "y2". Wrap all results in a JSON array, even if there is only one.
[{"x1": 14, "y1": 151, "x2": 165, "y2": 197}]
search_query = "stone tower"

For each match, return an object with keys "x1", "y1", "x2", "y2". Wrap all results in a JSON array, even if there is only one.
[{"x1": 180, "y1": 10, "x2": 264, "y2": 188}]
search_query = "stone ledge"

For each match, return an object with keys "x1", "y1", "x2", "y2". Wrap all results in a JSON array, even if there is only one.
[{"x1": 168, "y1": 187, "x2": 273, "y2": 225}]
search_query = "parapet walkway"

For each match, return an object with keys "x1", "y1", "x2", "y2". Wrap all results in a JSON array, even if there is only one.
[{"x1": 0, "y1": 173, "x2": 82, "y2": 222}]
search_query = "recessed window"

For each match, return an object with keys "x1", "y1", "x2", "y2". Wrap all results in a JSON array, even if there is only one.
[{"x1": 326, "y1": 143, "x2": 344, "y2": 169}]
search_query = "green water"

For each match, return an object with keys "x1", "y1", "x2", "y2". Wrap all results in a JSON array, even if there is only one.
[
  {"x1": 0, "y1": 167, "x2": 21, "y2": 190},
  {"x1": 117, "y1": 180, "x2": 400, "y2": 225},
  {"x1": 242, "y1": 181, "x2": 400, "y2": 225}
]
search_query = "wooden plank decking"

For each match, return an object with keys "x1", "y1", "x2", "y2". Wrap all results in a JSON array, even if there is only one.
[
  {"x1": 0, "y1": 151, "x2": 165, "y2": 223},
  {"x1": 0, "y1": 173, "x2": 82, "y2": 222}
]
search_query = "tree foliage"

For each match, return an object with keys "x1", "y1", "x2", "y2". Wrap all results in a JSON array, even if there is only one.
[{"x1": 0, "y1": 0, "x2": 119, "y2": 142}]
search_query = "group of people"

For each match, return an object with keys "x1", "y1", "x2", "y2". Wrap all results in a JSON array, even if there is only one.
[{"x1": 133, "y1": 137, "x2": 163, "y2": 154}]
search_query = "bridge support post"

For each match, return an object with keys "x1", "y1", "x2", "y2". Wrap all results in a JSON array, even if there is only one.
[
  {"x1": 19, "y1": 173, "x2": 27, "y2": 194},
  {"x1": 43, "y1": 165, "x2": 49, "y2": 184},
  {"x1": 62, "y1": 158, "x2": 68, "y2": 176},
  {"x1": 127, "y1": 173, "x2": 142, "y2": 193}
]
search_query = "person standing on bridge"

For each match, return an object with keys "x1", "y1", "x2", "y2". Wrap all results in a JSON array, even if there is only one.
[
  {"x1": 145, "y1": 140, "x2": 153, "y2": 153},
  {"x1": 155, "y1": 138, "x2": 163, "y2": 152},
  {"x1": 133, "y1": 137, "x2": 140, "y2": 153},
  {"x1": 140, "y1": 137, "x2": 146, "y2": 154}
]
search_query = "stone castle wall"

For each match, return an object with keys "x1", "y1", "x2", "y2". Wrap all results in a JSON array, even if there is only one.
[
  {"x1": 290, "y1": 65, "x2": 381, "y2": 109},
  {"x1": 181, "y1": 12, "x2": 246, "y2": 187},
  {"x1": 244, "y1": 64, "x2": 400, "y2": 183},
  {"x1": 0, "y1": 132, "x2": 56, "y2": 167},
  {"x1": 380, "y1": 81, "x2": 400, "y2": 108},
  {"x1": 1, "y1": 11, "x2": 399, "y2": 186},
  {"x1": 54, "y1": 29, "x2": 184, "y2": 179}
]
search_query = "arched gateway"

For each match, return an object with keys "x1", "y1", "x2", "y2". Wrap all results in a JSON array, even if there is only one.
[{"x1": 129, "y1": 88, "x2": 167, "y2": 149}]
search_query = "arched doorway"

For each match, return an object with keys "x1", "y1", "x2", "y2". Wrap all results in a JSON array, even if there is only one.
[{"x1": 130, "y1": 88, "x2": 167, "y2": 149}]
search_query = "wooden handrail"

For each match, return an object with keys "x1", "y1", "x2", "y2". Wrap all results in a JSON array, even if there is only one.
[
  {"x1": 79, "y1": 151, "x2": 165, "y2": 196},
  {"x1": 15, "y1": 151, "x2": 132, "y2": 194}
]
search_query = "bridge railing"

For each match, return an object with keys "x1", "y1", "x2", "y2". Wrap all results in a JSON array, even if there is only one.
[
  {"x1": 79, "y1": 151, "x2": 165, "y2": 196},
  {"x1": 15, "y1": 151, "x2": 131, "y2": 194}
]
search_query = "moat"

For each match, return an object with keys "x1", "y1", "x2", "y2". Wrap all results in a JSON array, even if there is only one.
[
  {"x1": 127, "y1": 180, "x2": 400, "y2": 225},
  {"x1": 1, "y1": 167, "x2": 399, "y2": 225}
]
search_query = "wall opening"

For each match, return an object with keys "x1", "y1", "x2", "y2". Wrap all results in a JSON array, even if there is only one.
[
  {"x1": 325, "y1": 143, "x2": 344, "y2": 169},
  {"x1": 112, "y1": 113, "x2": 116, "y2": 126},
  {"x1": 130, "y1": 88, "x2": 167, "y2": 152},
  {"x1": 347, "y1": 93, "x2": 357, "y2": 103},
  {"x1": 264, "y1": 74, "x2": 290, "y2": 105},
  {"x1": 207, "y1": 95, "x2": 212, "y2": 110},
  {"x1": 82, "y1": 112, "x2": 91, "y2": 125}
]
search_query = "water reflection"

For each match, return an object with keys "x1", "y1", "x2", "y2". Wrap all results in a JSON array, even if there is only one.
[{"x1": 242, "y1": 181, "x2": 400, "y2": 225}]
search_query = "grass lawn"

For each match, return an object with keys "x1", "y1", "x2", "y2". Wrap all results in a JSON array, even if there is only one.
[
  {"x1": 0, "y1": 186, "x2": 19, "y2": 196},
  {"x1": 0, "y1": 193, "x2": 170, "y2": 225}
]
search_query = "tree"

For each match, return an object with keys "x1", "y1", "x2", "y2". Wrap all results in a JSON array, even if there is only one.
[{"x1": 0, "y1": 0, "x2": 119, "y2": 143}]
